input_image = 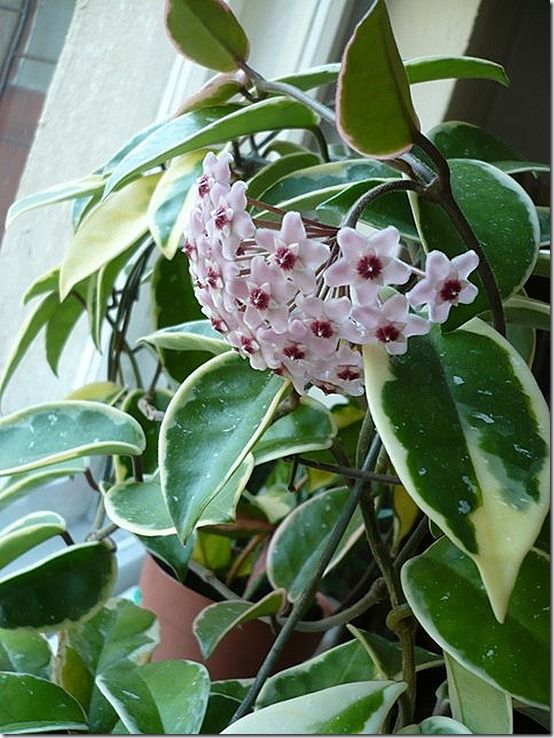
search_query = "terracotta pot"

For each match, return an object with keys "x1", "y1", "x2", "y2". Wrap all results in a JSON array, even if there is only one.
[{"x1": 139, "y1": 555, "x2": 323, "y2": 680}]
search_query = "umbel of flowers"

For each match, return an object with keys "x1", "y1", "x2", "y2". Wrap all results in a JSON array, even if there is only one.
[{"x1": 184, "y1": 152, "x2": 479, "y2": 396}]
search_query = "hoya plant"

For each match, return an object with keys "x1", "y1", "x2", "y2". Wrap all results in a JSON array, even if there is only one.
[{"x1": 0, "y1": 0, "x2": 549, "y2": 734}]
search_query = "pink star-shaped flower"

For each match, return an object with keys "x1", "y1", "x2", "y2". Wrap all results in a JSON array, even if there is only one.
[
  {"x1": 296, "y1": 294, "x2": 357, "y2": 355},
  {"x1": 256, "y1": 212, "x2": 330, "y2": 293},
  {"x1": 407, "y1": 250, "x2": 479, "y2": 323},
  {"x1": 353, "y1": 294, "x2": 430, "y2": 355},
  {"x1": 197, "y1": 151, "x2": 232, "y2": 204},
  {"x1": 208, "y1": 181, "x2": 254, "y2": 258},
  {"x1": 324, "y1": 226, "x2": 411, "y2": 305}
]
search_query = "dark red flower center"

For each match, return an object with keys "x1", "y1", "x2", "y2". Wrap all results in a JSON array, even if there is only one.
[
  {"x1": 214, "y1": 206, "x2": 231, "y2": 230},
  {"x1": 206, "y1": 267, "x2": 220, "y2": 288},
  {"x1": 337, "y1": 367, "x2": 360, "y2": 381},
  {"x1": 310, "y1": 320, "x2": 334, "y2": 339},
  {"x1": 240, "y1": 336, "x2": 257, "y2": 354},
  {"x1": 439, "y1": 278, "x2": 462, "y2": 303},
  {"x1": 357, "y1": 254, "x2": 383, "y2": 281},
  {"x1": 211, "y1": 318, "x2": 226, "y2": 333},
  {"x1": 198, "y1": 175, "x2": 210, "y2": 197},
  {"x1": 375, "y1": 324, "x2": 400, "y2": 344},
  {"x1": 183, "y1": 239, "x2": 195, "y2": 257},
  {"x1": 283, "y1": 344, "x2": 305, "y2": 360},
  {"x1": 274, "y1": 247, "x2": 297, "y2": 270},
  {"x1": 249, "y1": 288, "x2": 270, "y2": 310}
]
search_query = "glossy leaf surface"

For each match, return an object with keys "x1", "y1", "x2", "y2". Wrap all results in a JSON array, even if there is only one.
[
  {"x1": 223, "y1": 680, "x2": 406, "y2": 734},
  {"x1": 140, "y1": 319, "x2": 229, "y2": 355},
  {"x1": 106, "y1": 100, "x2": 319, "y2": 194},
  {"x1": 363, "y1": 319, "x2": 549, "y2": 621},
  {"x1": 0, "y1": 511, "x2": 66, "y2": 569},
  {"x1": 406, "y1": 55, "x2": 508, "y2": 86},
  {"x1": 193, "y1": 589, "x2": 286, "y2": 659},
  {"x1": 0, "y1": 673, "x2": 87, "y2": 734},
  {"x1": 201, "y1": 679, "x2": 252, "y2": 734},
  {"x1": 0, "y1": 458, "x2": 87, "y2": 510},
  {"x1": 427, "y1": 121, "x2": 522, "y2": 162},
  {"x1": 0, "y1": 541, "x2": 116, "y2": 631},
  {"x1": 348, "y1": 627, "x2": 443, "y2": 679},
  {"x1": 398, "y1": 716, "x2": 472, "y2": 734},
  {"x1": 160, "y1": 352, "x2": 287, "y2": 540},
  {"x1": 247, "y1": 152, "x2": 320, "y2": 200},
  {"x1": 252, "y1": 398, "x2": 336, "y2": 465},
  {"x1": 402, "y1": 539, "x2": 549, "y2": 707},
  {"x1": 166, "y1": 0, "x2": 249, "y2": 72},
  {"x1": 0, "y1": 630, "x2": 51, "y2": 679},
  {"x1": 336, "y1": 0, "x2": 419, "y2": 157},
  {"x1": 0, "y1": 401, "x2": 145, "y2": 476}
]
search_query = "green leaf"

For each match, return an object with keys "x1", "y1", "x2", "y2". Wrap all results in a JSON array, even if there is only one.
[
  {"x1": 493, "y1": 160, "x2": 549, "y2": 175},
  {"x1": 160, "y1": 352, "x2": 287, "y2": 541},
  {"x1": 405, "y1": 55, "x2": 508, "y2": 86},
  {"x1": 413, "y1": 159, "x2": 540, "y2": 330},
  {"x1": 316, "y1": 178, "x2": 420, "y2": 240},
  {"x1": 252, "y1": 397, "x2": 337, "y2": 465},
  {"x1": 59, "y1": 174, "x2": 160, "y2": 300},
  {"x1": 536, "y1": 206, "x2": 550, "y2": 247},
  {"x1": 398, "y1": 716, "x2": 472, "y2": 734},
  {"x1": 22, "y1": 267, "x2": 59, "y2": 304},
  {"x1": 0, "y1": 511, "x2": 66, "y2": 569},
  {"x1": 481, "y1": 295, "x2": 550, "y2": 332},
  {"x1": 247, "y1": 152, "x2": 321, "y2": 200},
  {"x1": 105, "y1": 99, "x2": 319, "y2": 194},
  {"x1": 6, "y1": 174, "x2": 107, "y2": 229},
  {"x1": 96, "y1": 660, "x2": 210, "y2": 734},
  {"x1": 223, "y1": 680, "x2": 406, "y2": 734},
  {"x1": 166, "y1": 0, "x2": 249, "y2": 72},
  {"x1": 363, "y1": 319, "x2": 549, "y2": 621},
  {"x1": 347, "y1": 627, "x2": 443, "y2": 679},
  {"x1": 256, "y1": 637, "x2": 380, "y2": 709},
  {"x1": 58, "y1": 598, "x2": 159, "y2": 733},
  {"x1": 0, "y1": 672, "x2": 87, "y2": 733},
  {"x1": 139, "y1": 319, "x2": 230, "y2": 355},
  {"x1": 267, "y1": 487, "x2": 363, "y2": 601},
  {"x1": 193, "y1": 589, "x2": 286, "y2": 659},
  {"x1": 45, "y1": 291, "x2": 86, "y2": 375},
  {"x1": 178, "y1": 71, "x2": 247, "y2": 115},
  {"x1": 114, "y1": 389, "x2": 173, "y2": 481},
  {"x1": 65, "y1": 381, "x2": 124, "y2": 403},
  {"x1": 201, "y1": 679, "x2": 253, "y2": 734},
  {"x1": 147, "y1": 150, "x2": 206, "y2": 259},
  {"x1": 0, "y1": 541, "x2": 116, "y2": 631},
  {"x1": 150, "y1": 254, "x2": 213, "y2": 382},
  {"x1": 402, "y1": 539, "x2": 549, "y2": 708},
  {"x1": 0, "y1": 630, "x2": 51, "y2": 679},
  {"x1": 0, "y1": 459, "x2": 87, "y2": 511},
  {"x1": 336, "y1": 0, "x2": 419, "y2": 157},
  {"x1": 0, "y1": 401, "x2": 146, "y2": 476},
  {"x1": 137, "y1": 537, "x2": 193, "y2": 583},
  {"x1": 427, "y1": 121, "x2": 523, "y2": 162},
  {"x1": 445, "y1": 652, "x2": 512, "y2": 734},
  {"x1": 107, "y1": 456, "x2": 254, "y2": 536}
]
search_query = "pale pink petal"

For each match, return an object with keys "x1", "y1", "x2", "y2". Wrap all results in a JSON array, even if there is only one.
[
  {"x1": 281, "y1": 211, "x2": 306, "y2": 243},
  {"x1": 426, "y1": 251, "x2": 451, "y2": 281},
  {"x1": 458, "y1": 282, "x2": 479, "y2": 305},
  {"x1": 255, "y1": 228, "x2": 278, "y2": 252},
  {"x1": 381, "y1": 294, "x2": 409, "y2": 322},
  {"x1": 352, "y1": 280, "x2": 381, "y2": 306},
  {"x1": 406, "y1": 314, "x2": 431, "y2": 337},
  {"x1": 337, "y1": 227, "x2": 368, "y2": 260},
  {"x1": 452, "y1": 250, "x2": 479, "y2": 280},
  {"x1": 299, "y1": 239, "x2": 330, "y2": 268},
  {"x1": 324, "y1": 259, "x2": 356, "y2": 287},
  {"x1": 382, "y1": 259, "x2": 411, "y2": 286},
  {"x1": 430, "y1": 301, "x2": 452, "y2": 324},
  {"x1": 325, "y1": 296, "x2": 352, "y2": 322},
  {"x1": 368, "y1": 226, "x2": 400, "y2": 256},
  {"x1": 407, "y1": 280, "x2": 436, "y2": 307},
  {"x1": 386, "y1": 337, "x2": 408, "y2": 355}
]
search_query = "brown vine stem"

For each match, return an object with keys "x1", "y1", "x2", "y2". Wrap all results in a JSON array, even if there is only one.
[
  {"x1": 293, "y1": 455, "x2": 401, "y2": 486},
  {"x1": 343, "y1": 178, "x2": 424, "y2": 229}
]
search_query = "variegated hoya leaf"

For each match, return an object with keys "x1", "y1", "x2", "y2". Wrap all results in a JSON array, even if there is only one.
[{"x1": 363, "y1": 318, "x2": 549, "y2": 621}]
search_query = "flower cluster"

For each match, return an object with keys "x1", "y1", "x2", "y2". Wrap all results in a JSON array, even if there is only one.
[{"x1": 184, "y1": 151, "x2": 479, "y2": 396}]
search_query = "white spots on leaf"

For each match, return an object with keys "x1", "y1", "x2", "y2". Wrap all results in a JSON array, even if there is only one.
[
  {"x1": 453, "y1": 375, "x2": 464, "y2": 385},
  {"x1": 457, "y1": 499, "x2": 471, "y2": 515}
]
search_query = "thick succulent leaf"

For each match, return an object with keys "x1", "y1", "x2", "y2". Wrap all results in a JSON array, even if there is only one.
[
  {"x1": 0, "y1": 541, "x2": 116, "y2": 631},
  {"x1": 413, "y1": 159, "x2": 540, "y2": 329},
  {"x1": 102, "y1": 119, "x2": 172, "y2": 175},
  {"x1": 45, "y1": 290, "x2": 86, "y2": 375},
  {"x1": 177, "y1": 71, "x2": 247, "y2": 115},
  {"x1": 267, "y1": 486, "x2": 363, "y2": 601},
  {"x1": 137, "y1": 536, "x2": 193, "y2": 583},
  {"x1": 114, "y1": 389, "x2": 173, "y2": 481},
  {"x1": 398, "y1": 716, "x2": 472, "y2": 734},
  {"x1": 493, "y1": 160, "x2": 549, "y2": 175},
  {"x1": 58, "y1": 598, "x2": 159, "y2": 733},
  {"x1": 402, "y1": 539, "x2": 549, "y2": 708},
  {"x1": 252, "y1": 397, "x2": 337, "y2": 465},
  {"x1": 427, "y1": 121, "x2": 523, "y2": 162},
  {"x1": 65, "y1": 381, "x2": 124, "y2": 403},
  {"x1": 405, "y1": 55, "x2": 508, "y2": 86},
  {"x1": 316, "y1": 178, "x2": 420, "y2": 240},
  {"x1": 0, "y1": 630, "x2": 51, "y2": 679},
  {"x1": 348, "y1": 626, "x2": 443, "y2": 680},
  {"x1": 0, "y1": 672, "x2": 87, "y2": 734},
  {"x1": 363, "y1": 319, "x2": 550, "y2": 621},
  {"x1": 256, "y1": 637, "x2": 380, "y2": 709},
  {"x1": 445, "y1": 652, "x2": 512, "y2": 734},
  {"x1": 0, "y1": 401, "x2": 145, "y2": 476},
  {"x1": 139, "y1": 319, "x2": 229, "y2": 355},
  {"x1": 0, "y1": 458, "x2": 87, "y2": 511},
  {"x1": 247, "y1": 152, "x2": 321, "y2": 200},
  {"x1": 193, "y1": 589, "x2": 286, "y2": 659},
  {"x1": 160, "y1": 352, "x2": 287, "y2": 541},
  {"x1": 223, "y1": 680, "x2": 406, "y2": 734},
  {"x1": 6, "y1": 173, "x2": 106, "y2": 228},
  {"x1": 336, "y1": 0, "x2": 419, "y2": 157},
  {"x1": 0, "y1": 511, "x2": 66, "y2": 569},
  {"x1": 166, "y1": 0, "x2": 249, "y2": 72},
  {"x1": 481, "y1": 294, "x2": 550, "y2": 332},
  {"x1": 107, "y1": 456, "x2": 253, "y2": 536},
  {"x1": 151, "y1": 253, "x2": 213, "y2": 382},
  {"x1": 201, "y1": 679, "x2": 253, "y2": 734},
  {"x1": 96, "y1": 660, "x2": 210, "y2": 734},
  {"x1": 105, "y1": 100, "x2": 319, "y2": 194},
  {"x1": 23, "y1": 267, "x2": 59, "y2": 304},
  {"x1": 59, "y1": 174, "x2": 160, "y2": 299},
  {"x1": 147, "y1": 150, "x2": 206, "y2": 259}
]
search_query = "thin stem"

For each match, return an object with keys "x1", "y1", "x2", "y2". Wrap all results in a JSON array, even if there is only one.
[
  {"x1": 87, "y1": 521, "x2": 118, "y2": 541},
  {"x1": 293, "y1": 456, "x2": 400, "y2": 486},
  {"x1": 355, "y1": 410, "x2": 375, "y2": 467},
  {"x1": 343, "y1": 179, "x2": 424, "y2": 229},
  {"x1": 414, "y1": 131, "x2": 506, "y2": 336},
  {"x1": 394, "y1": 514, "x2": 428, "y2": 569},
  {"x1": 60, "y1": 530, "x2": 75, "y2": 546},
  {"x1": 91, "y1": 497, "x2": 106, "y2": 531},
  {"x1": 84, "y1": 468, "x2": 100, "y2": 493},
  {"x1": 310, "y1": 125, "x2": 330, "y2": 162},
  {"x1": 230, "y1": 433, "x2": 383, "y2": 723},
  {"x1": 132, "y1": 456, "x2": 143, "y2": 483}
]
